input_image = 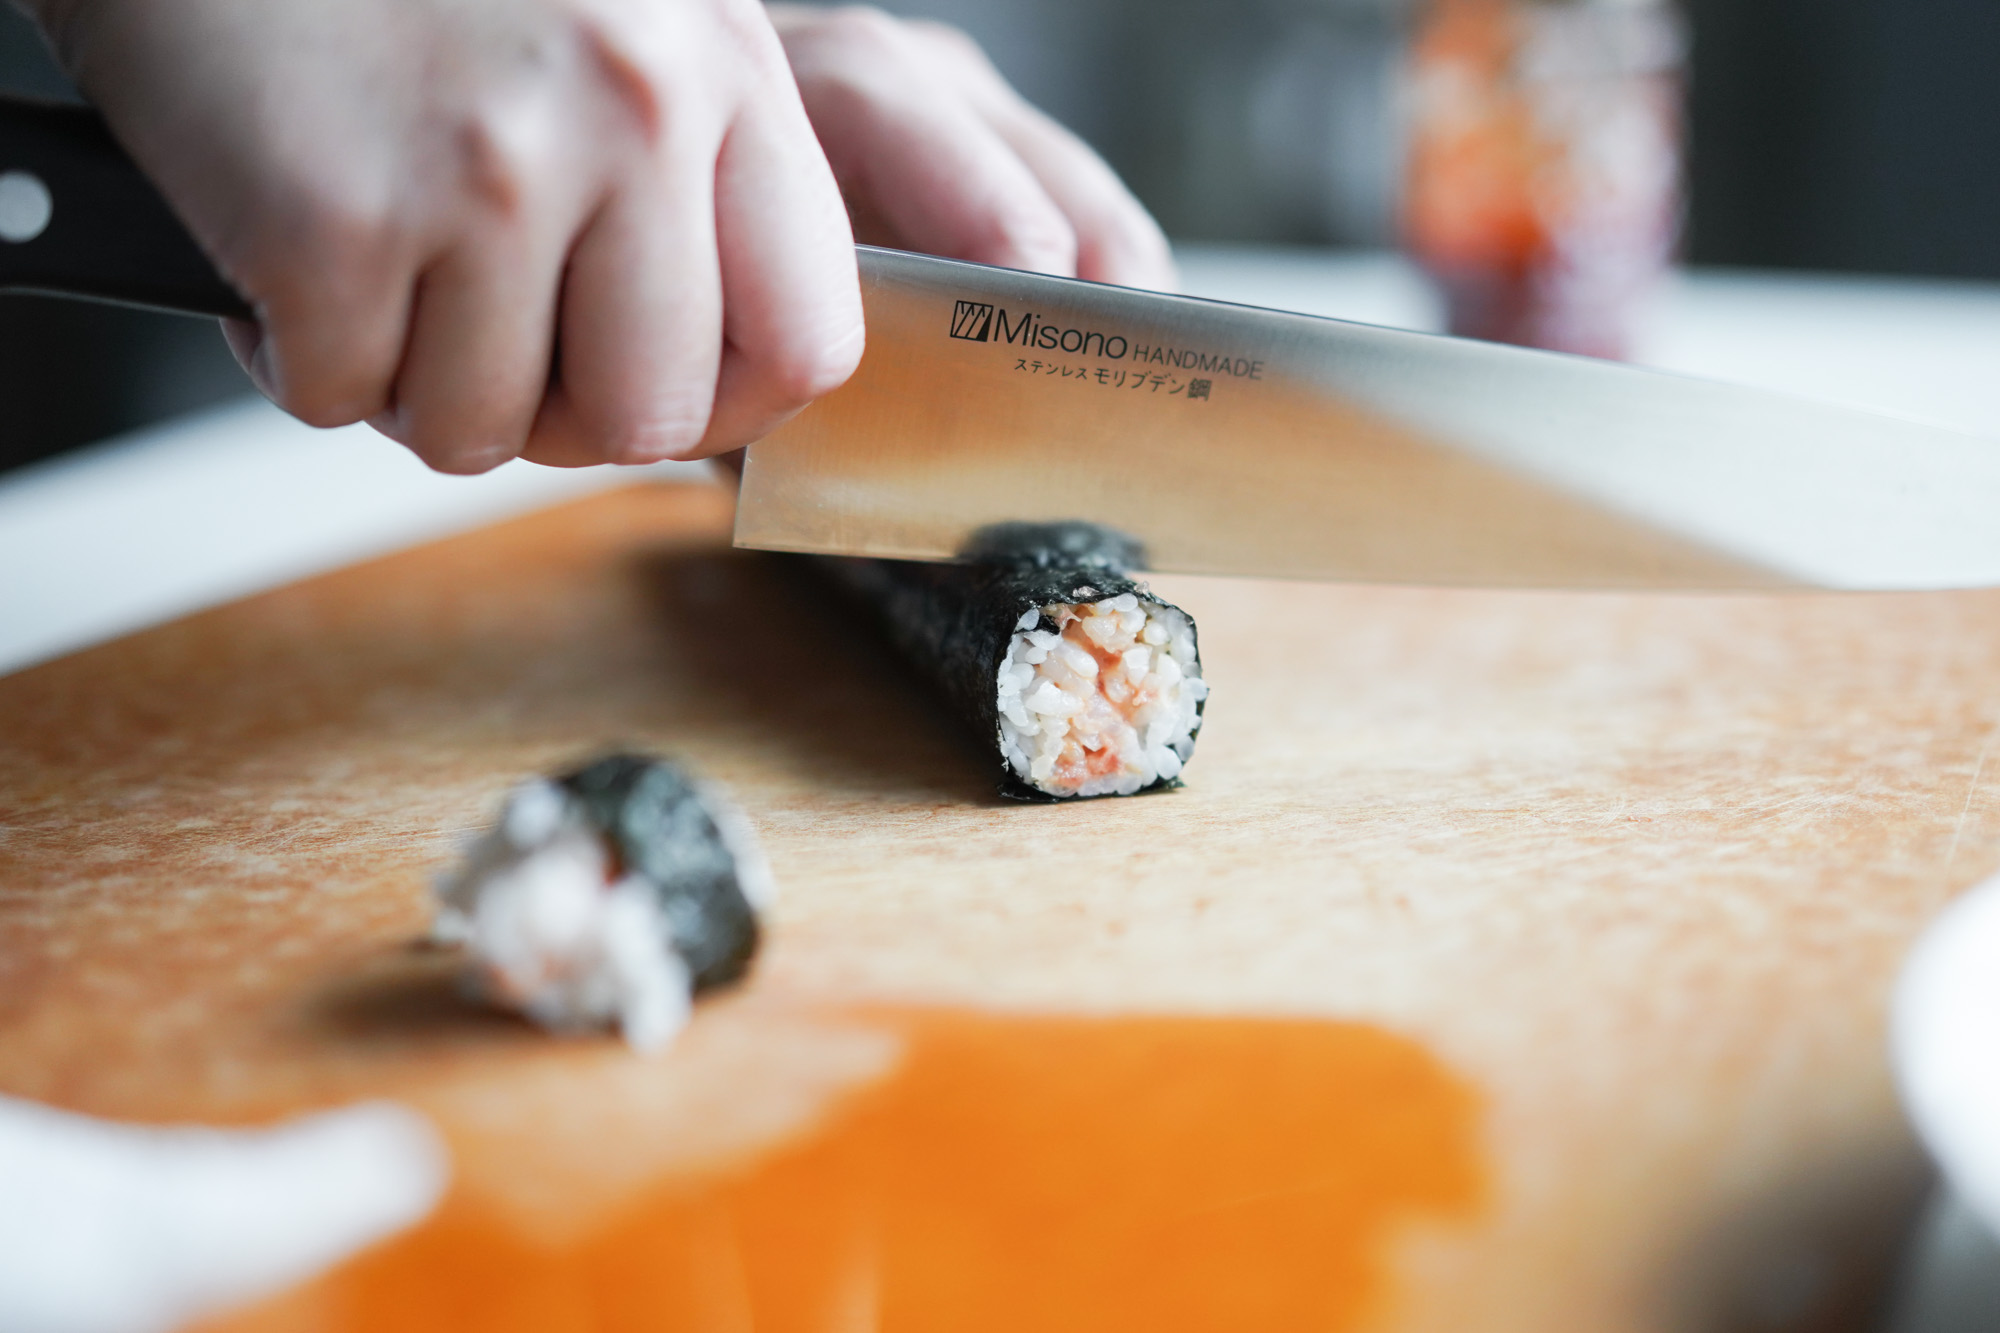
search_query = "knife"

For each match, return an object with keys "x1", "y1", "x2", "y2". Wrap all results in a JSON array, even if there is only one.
[
  {"x1": 737, "y1": 248, "x2": 2000, "y2": 590},
  {"x1": 0, "y1": 98, "x2": 248, "y2": 318},
  {"x1": 9, "y1": 93, "x2": 2000, "y2": 591}
]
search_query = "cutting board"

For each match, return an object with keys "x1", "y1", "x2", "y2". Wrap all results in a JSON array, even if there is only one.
[{"x1": 4, "y1": 478, "x2": 1997, "y2": 1332}]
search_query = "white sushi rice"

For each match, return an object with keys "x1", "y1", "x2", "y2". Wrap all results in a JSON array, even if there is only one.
[
  {"x1": 433, "y1": 780, "x2": 692, "y2": 1052},
  {"x1": 995, "y1": 591, "x2": 1208, "y2": 798}
]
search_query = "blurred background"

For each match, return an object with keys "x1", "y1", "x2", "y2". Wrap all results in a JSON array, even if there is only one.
[{"x1": 5, "y1": 0, "x2": 2000, "y2": 472}]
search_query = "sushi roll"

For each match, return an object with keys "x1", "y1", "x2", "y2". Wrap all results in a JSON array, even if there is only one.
[
  {"x1": 818, "y1": 522, "x2": 1208, "y2": 801},
  {"x1": 432, "y1": 753, "x2": 771, "y2": 1051}
]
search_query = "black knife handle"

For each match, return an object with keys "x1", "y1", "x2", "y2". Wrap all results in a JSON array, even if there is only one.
[{"x1": 0, "y1": 95, "x2": 251, "y2": 319}]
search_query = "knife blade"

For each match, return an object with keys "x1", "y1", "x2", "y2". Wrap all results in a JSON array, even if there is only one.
[
  {"x1": 736, "y1": 247, "x2": 2000, "y2": 590},
  {"x1": 8, "y1": 93, "x2": 1997, "y2": 592}
]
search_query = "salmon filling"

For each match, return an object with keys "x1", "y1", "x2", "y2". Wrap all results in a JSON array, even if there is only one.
[{"x1": 996, "y1": 593, "x2": 1207, "y2": 798}]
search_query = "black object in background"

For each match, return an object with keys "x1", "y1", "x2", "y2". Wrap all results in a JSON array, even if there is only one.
[
  {"x1": 1685, "y1": 0, "x2": 2000, "y2": 280},
  {"x1": 0, "y1": 7, "x2": 250, "y2": 477}
]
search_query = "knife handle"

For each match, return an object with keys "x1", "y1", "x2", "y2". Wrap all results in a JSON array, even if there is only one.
[{"x1": 0, "y1": 95, "x2": 251, "y2": 319}]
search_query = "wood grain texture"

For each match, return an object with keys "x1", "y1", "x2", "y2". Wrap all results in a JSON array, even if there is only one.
[{"x1": 3, "y1": 480, "x2": 1997, "y2": 1331}]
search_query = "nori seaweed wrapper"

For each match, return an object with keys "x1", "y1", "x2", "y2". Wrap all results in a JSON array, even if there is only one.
[
  {"x1": 559, "y1": 753, "x2": 761, "y2": 990},
  {"x1": 815, "y1": 521, "x2": 1204, "y2": 802}
]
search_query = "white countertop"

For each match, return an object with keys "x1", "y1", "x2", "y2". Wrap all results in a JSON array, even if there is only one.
[
  {"x1": 0, "y1": 404, "x2": 711, "y2": 679},
  {"x1": 1178, "y1": 245, "x2": 2000, "y2": 438}
]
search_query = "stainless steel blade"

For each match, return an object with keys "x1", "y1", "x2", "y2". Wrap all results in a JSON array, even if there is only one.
[{"x1": 734, "y1": 246, "x2": 2000, "y2": 589}]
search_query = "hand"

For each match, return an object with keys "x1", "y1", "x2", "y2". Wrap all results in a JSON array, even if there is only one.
[
  {"x1": 30, "y1": 0, "x2": 866, "y2": 472},
  {"x1": 768, "y1": 6, "x2": 1176, "y2": 292}
]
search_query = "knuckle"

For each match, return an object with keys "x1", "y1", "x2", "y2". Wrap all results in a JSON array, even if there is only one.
[
  {"x1": 765, "y1": 324, "x2": 865, "y2": 405},
  {"x1": 411, "y1": 432, "x2": 520, "y2": 476},
  {"x1": 1089, "y1": 202, "x2": 1171, "y2": 263},
  {"x1": 800, "y1": 5, "x2": 916, "y2": 76},
  {"x1": 280, "y1": 179, "x2": 406, "y2": 274},
  {"x1": 452, "y1": 111, "x2": 539, "y2": 221},
  {"x1": 569, "y1": 3, "x2": 777, "y2": 148},
  {"x1": 598, "y1": 399, "x2": 712, "y2": 465},
  {"x1": 263, "y1": 338, "x2": 390, "y2": 429},
  {"x1": 606, "y1": 432, "x2": 697, "y2": 466},
  {"x1": 570, "y1": 13, "x2": 670, "y2": 144},
  {"x1": 286, "y1": 391, "x2": 369, "y2": 431},
  {"x1": 234, "y1": 195, "x2": 408, "y2": 323},
  {"x1": 1129, "y1": 227, "x2": 1179, "y2": 283},
  {"x1": 782, "y1": 7, "x2": 922, "y2": 110},
  {"x1": 812, "y1": 5, "x2": 909, "y2": 60},
  {"x1": 382, "y1": 408, "x2": 526, "y2": 475},
  {"x1": 226, "y1": 187, "x2": 412, "y2": 429},
  {"x1": 906, "y1": 18, "x2": 983, "y2": 62},
  {"x1": 706, "y1": 0, "x2": 787, "y2": 59},
  {"x1": 432, "y1": 451, "x2": 514, "y2": 476},
  {"x1": 988, "y1": 206, "x2": 1079, "y2": 274}
]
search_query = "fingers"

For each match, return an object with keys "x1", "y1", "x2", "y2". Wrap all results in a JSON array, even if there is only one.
[
  {"x1": 42, "y1": 0, "x2": 424, "y2": 425},
  {"x1": 230, "y1": 207, "x2": 418, "y2": 427},
  {"x1": 977, "y1": 105, "x2": 1178, "y2": 291},
  {"x1": 135, "y1": 0, "x2": 1168, "y2": 480},
  {"x1": 524, "y1": 139, "x2": 725, "y2": 466},
  {"x1": 701, "y1": 94, "x2": 864, "y2": 454},
  {"x1": 909, "y1": 21, "x2": 1177, "y2": 291},
  {"x1": 778, "y1": 9, "x2": 1175, "y2": 289},
  {"x1": 782, "y1": 8, "x2": 1079, "y2": 277},
  {"x1": 526, "y1": 39, "x2": 860, "y2": 468},
  {"x1": 365, "y1": 235, "x2": 564, "y2": 474},
  {"x1": 865, "y1": 107, "x2": 1081, "y2": 279}
]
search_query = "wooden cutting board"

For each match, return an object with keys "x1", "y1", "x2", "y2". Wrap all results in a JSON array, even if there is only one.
[{"x1": 4, "y1": 478, "x2": 1996, "y2": 1332}]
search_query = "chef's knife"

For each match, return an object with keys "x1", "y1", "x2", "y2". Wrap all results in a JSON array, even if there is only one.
[
  {"x1": 8, "y1": 93, "x2": 1999, "y2": 591},
  {"x1": 737, "y1": 248, "x2": 2000, "y2": 590}
]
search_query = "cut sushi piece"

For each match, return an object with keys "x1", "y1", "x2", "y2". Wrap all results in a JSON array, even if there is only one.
[
  {"x1": 817, "y1": 522, "x2": 1208, "y2": 801},
  {"x1": 433, "y1": 753, "x2": 771, "y2": 1050}
]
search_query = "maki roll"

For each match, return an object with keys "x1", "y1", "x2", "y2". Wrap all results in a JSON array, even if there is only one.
[
  {"x1": 433, "y1": 753, "x2": 771, "y2": 1050},
  {"x1": 819, "y1": 522, "x2": 1208, "y2": 801}
]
